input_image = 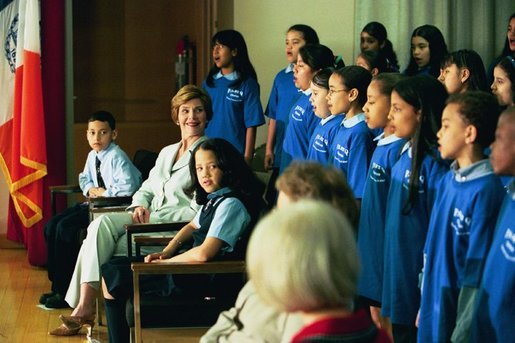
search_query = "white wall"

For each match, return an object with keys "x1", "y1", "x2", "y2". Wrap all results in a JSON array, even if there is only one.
[{"x1": 233, "y1": 0, "x2": 356, "y2": 146}]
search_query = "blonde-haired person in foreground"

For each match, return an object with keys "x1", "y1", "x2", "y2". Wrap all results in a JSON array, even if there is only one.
[
  {"x1": 248, "y1": 200, "x2": 391, "y2": 342},
  {"x1": 201, "y1": 162, "x2": 359, "y2": 342}
]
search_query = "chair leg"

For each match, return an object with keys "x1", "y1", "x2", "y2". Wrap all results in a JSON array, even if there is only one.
[{"x1": 96, "y1": 294, "x2": 104, "y2": 326}]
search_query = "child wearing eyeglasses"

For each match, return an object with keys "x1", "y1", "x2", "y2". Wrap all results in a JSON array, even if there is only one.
[{"x1": 327, "y1": 66, "x2": 374, "y2": 204}]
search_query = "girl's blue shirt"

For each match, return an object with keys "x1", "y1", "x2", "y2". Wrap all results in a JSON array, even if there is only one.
[
  {"x1": 192, "y1": 186, "x2": 250, "y2": 254},
  {"x1": 472, "y1": 178, "x2": 515, "y2": 343},
  {"x1": 306, "y1": 114, "x2": 342, "y2": 165},
  {"x1": 265, "y1": 65, "x2": 300, "y2": 167},
  {"x1": 357, "y1": 133, "x2": 406, "y2": 302},
  {"x1": 381, "y1": 143, "x2": 448, "y2": 325},
  {"x1": 202, "y1": 71, "x2": 265, "y2": 153},
  {"x1": 282, "y1": 89, "x2": 320, "y2": 161},
  {"x1": 330, "y1": 113, "x2": 375, "y2": 199}
]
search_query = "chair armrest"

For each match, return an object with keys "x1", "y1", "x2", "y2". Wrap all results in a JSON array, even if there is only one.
[
  {"x1": 50, "y1": 184, "x2": 82, "y2": 193},
  {"x1": 88, "y1": 195, "x2": 133, "y2": 208},
  {"x1": 131, "y1": 260, "x2": 246, "y2": 275},
  {"x1": 125, "y1": 222, "x2": 187, "y2": 258},
  {"x1": 49, "y1": 184, "x2": 83, "y2": 216}
]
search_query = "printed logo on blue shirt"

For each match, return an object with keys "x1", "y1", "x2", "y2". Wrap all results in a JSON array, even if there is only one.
[
  {"x1": 291, "y1": 105, "x2": 305, "y2": 122},
  {"x1": 312, "y1": 134, "x2": 328, "y2": 152},
  {"x1": 402, "y1": 170, "x2": 425, "y2": 193},
  {"x1": 334, "y1": 144, "x2": 349, "y2": 164},
  {"x1": 226, "y1": 88, "x2": 244, "y2": 102},
  {"x1": 451, "y1": 207, "x2": 471, "y2": 236},
  {"x1": 370, "y1": 162, "x2": 386, "y2": 183},
  {"x1": 501, "y1": 228, "x2": 515, "y2": 262}
]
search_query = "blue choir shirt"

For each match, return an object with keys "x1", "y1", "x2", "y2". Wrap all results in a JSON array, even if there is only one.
[
  {"x1": 282, "y1": 89, "x2": 320, "y2": 161},
  {"x1": 418, "y1": 160, "x2": 505, "y2": 343},
  {"x1": 192, "y1": 187, "x2": 250, "y2": 254},
  {"x1": 357, "y1": 133, "x2": 406, "y2": 302},
  {"x1": 265, "y1": 65, "x2": 300, "y2": 167},
  {"x1": 79, "y1": 142, "x2": 142, "y2": 197},
  {"x1": 381, "y1": 143, "x2": 448, "y2": 325},
  {"x1": 306, "y1": 114, "x2": 342, "y2": 165},
  {"x1": 202, "y1": 71, "x2": 265, "y2": 153},
  {"x1": 329, "y1": 113, "x2": 375, "y2": 199},
  {"x1": 471, "y1": 178, "x2": 515, "y2": 343}
]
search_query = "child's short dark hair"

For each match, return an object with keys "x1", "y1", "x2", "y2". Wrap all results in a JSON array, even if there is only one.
[
  {"x1": 187, "y1": 138, "x2": 264, "y2": 206},
  {"x1": 358, "y1": 50, "x2": 388, "y2": 74},
  {"x1": 312, "y1": 68, "x2": 334, "y2": 89},
  {"x1": 497, "y1": 56, "x2": 515, "y2": 105},
  {"x1": 373, "y1": 73, "x2": 406, "y2": 96},
  {"x1": 333, "y1": 66, "x2": 372, "y2": 106},
  {"x1": 441, "y1": 49, "x2": 488, "y2": 92},
  {"x1": 88, "y1": 111, "x2": 116, "y2": 130},
  {"x1": 299, "y1": 44, "x2": 335, "y2": 72},
  {"x1": 446, "y1": 91, "x2": 501, "y2": 148},
  {"x1": 287, "y1": 24, "x2": 319, "y2": 45}
]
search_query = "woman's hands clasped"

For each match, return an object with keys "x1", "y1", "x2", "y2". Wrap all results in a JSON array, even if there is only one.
[{"x1": 132, "y1": 206, "x2": 150, "y2": 224}]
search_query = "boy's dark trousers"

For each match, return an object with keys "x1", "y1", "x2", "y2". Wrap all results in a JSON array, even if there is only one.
[{"x1": 44, "y1": 203, "x2": 89, "y2": 295}]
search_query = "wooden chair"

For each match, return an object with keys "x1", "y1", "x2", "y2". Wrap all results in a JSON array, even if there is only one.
[
  {"x1": 49, "y1": 149, "x2": 158, "y2": 326},
  {"x1": 50, "y1": 149, "x2": 155, "y2": 216},
  {"x1": 124, "y1": 221, "x2": 250, "y2": 343},
  {"x1": 131, "y1": 260, "x2": 246, "y2": 343}
]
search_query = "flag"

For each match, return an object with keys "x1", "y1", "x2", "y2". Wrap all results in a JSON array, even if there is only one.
[{"x1": 0, "y1": 0, "x2": 47, "y2": 263}]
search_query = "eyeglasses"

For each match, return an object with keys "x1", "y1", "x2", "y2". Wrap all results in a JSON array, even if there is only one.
[{"x1": 328, "y1": 88, "x2": 348, "y2": 96}]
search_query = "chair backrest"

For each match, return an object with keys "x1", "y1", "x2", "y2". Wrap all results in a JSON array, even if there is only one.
[{"x1": 132, "y1": 149, "x2": 158, "y2": 181}]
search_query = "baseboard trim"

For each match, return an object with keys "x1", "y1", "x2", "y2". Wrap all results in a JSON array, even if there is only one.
[{"x1": 0, "y1": 234, "x2": 25, "y2": 249}]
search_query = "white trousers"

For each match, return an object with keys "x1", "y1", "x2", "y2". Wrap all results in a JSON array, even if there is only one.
[{"x1": 65, "y1": 212, "x2": 132, "y2": 307}]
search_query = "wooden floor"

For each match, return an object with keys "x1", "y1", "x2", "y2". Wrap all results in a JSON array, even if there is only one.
[{"x1": 0, "y1": 245, "x2": 206, "y2": 343}]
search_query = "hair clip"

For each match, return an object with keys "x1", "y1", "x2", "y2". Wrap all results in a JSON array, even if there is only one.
[{"x1": 506, "y1": 55, "x2": 515, "y2": 68}]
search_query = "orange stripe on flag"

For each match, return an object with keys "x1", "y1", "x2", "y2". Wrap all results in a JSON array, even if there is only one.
[{"x1": 0, "y1": 0, "x2": 47, "y2": 228}]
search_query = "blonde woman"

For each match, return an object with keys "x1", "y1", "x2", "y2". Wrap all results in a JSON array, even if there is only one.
[{"x1": 247, "y1": 200, "x2": 391, "y2": 342}]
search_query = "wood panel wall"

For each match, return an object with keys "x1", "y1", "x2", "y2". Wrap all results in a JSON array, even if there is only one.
[{"x1": 71, "y1": 0, "x2": 225, "y2": 176}]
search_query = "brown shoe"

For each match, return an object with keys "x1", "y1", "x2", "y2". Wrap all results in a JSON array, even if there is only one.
[
  {"x1": 59, "y1": 314, "x2": 95, "y2": 337},
  {"x1": 48, "y1": 324, "x2": 81, "y2": 336}
]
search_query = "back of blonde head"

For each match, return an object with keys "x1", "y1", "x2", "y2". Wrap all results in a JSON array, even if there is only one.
[{"x1": 247, "y1": 200, "x2": 359, "y2": 313}]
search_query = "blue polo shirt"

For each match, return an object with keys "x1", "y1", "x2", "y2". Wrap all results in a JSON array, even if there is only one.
[
  {"x1": 357, "y1": 133, "x2": 406, "y2": 302},
  {"x1": 418, "y1": 160, "x2": 505, "y2": 343},
  {"x1": 306, "y1": 114, "x2": 342, "y2": 165},
  {"x1": 265, "y1": 65, "x2": 300, "y2": 167},
  {"x1": 202, "y1": 71, "x2": 265, "y2": 153},
  {"x1": 330, "y1": 113, "x2": 375, "y2": 199},
  {"x1": 471, "y1": 178, "x2": 515, "y2": 343},
  {"x1": 382, "y1": 143, "x2": 448, "y2": 325},
  {"x1": 282, "y1": 89, "x2": 320, "y2": 162}
]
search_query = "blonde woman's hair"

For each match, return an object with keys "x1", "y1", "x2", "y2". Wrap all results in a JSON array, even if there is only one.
[
  {"x1": 247, "y1": 200, "x2": 359, "y2": 313},
  {"x1": 171, "y1": 84, "x2": 213, "y2": 123}
]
